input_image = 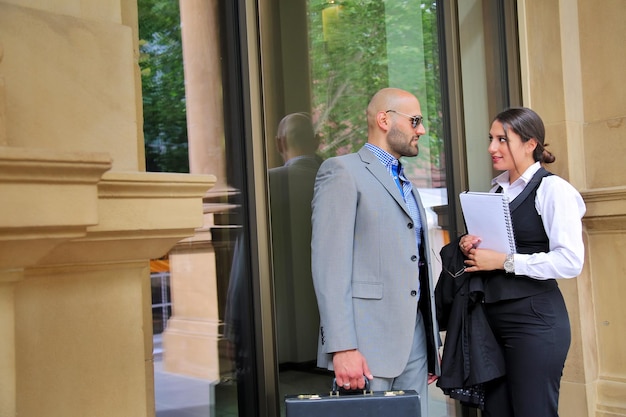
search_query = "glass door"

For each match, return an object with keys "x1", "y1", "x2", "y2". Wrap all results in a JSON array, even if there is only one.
[
  {"x1": 259, "y1": 1, "x2": 457, "y2": 415},
  {"x1": 139, "y1": 0, "x2": 521, "y2": 415}
]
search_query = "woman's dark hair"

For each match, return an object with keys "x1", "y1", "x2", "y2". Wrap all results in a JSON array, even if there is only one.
[{"x1": 493, "y1": 107, "x2": 555, "y2": 163}]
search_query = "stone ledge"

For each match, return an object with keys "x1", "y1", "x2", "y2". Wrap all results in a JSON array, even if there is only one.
[
  {"x1": 596, "y1": 378, "x2": 626, "y2": 417},
  {"x1": 36, "y1": 171, "x2": 216, "y2": 266},
  {"x1": 581, "y1": 186, "x2": 626, "y2": 232},
  {"x1": 0, "y1": 146, "x2": 111, "y2": 184},
  {"x1": 98, "y1": 171, "x2": 216, "y2": 198},
  {"x1": 0, "y1": 146, "x2": 112, "y2": 269}
]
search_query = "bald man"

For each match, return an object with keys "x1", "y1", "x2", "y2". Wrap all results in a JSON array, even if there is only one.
[
  {"x1": 311, "y1": 88, "x2": 440, "y2": 417},
  {"x1": 274, "y1": 112, "x2": 320, "y2": 165},
  {"x1": 269, "y1": 113, "x2": 323, "y2": 365}
]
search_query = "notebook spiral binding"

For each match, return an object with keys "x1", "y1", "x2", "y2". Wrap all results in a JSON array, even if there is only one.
[{"x1": 502, "y1": 195, "x2": 516, "y2": 254}]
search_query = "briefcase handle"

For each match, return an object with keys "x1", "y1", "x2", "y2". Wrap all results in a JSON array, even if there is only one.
[{"x1": 331, "y1": 378, "x2": 372, "y2": 396}]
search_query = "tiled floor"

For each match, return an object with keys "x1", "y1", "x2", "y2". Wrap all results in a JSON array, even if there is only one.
[{"x1": 153, "y1": 336, "x2": 457, "y2": 417}]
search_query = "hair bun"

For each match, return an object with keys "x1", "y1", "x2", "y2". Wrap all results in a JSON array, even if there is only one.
[{"x1": 542, "y1": 148, "x2": 555, "y2": 164}]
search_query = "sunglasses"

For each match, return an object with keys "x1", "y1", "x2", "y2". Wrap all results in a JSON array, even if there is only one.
[{"x1": 386, "y1": 109, "x2": 424, "y2": 129}]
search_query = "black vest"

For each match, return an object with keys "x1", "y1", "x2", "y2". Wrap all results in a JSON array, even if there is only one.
[{"x1": 483, "y1": 168, "x2": 558, "y2": 303}]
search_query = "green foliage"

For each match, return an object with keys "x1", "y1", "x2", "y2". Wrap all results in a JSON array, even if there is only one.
[
  {"x1": 309, "y1": 0, "x2": 389, "y2": 156},
  {"x1": 420, "y1": 1, "x2": 444, "y2": 167},
  {"x1": 308, "y1": 0, "x2": 444, "y2": 170},
  {"x1": 137, "y1": 0, "x2": 443, "y2": 176},
  {"x1": 138, "y1": 0, "x2": 189, "y2": 173}
]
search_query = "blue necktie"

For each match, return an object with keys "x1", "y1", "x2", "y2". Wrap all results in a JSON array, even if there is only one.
[
  {"x1": 391, "y1": 163, "x2": 403, "y2": 195},
  {"x1": 398, "y1": 163, "x2": 411, "y2": 199},
  {"x1": 396, "y1": 163, "x2": 421, "y2": 249}
]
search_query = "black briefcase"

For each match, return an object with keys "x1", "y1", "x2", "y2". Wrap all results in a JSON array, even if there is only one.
[{"x1": 284, "y1": 380, "x2": 421, "y2": 417}]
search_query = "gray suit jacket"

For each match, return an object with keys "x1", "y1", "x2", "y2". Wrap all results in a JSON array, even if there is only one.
[{"x1": 311, "y1": 146, "x2": 441, "y2": 378}]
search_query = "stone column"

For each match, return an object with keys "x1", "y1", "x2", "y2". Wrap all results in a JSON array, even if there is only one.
[
  {"x1": 0, "y1": 269, "x2": 21, "y2": 417},
  {"x1": 179, "y1": 0, "x2": 226, "y2": 187},
  {"x1": 518, "y1": 1, "x2": 626, "y2": 416},
  {"x1": 0, "y1": 41, "x2": 6, "y2": 146},
  {"x1": 162, "y1": 0, "x2": 230, "y2": 381},
  {"x1": 162, "y1": 227, "x2": 222, "y2": 381}
]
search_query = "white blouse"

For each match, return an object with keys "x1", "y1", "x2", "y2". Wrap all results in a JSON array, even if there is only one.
[{"x1": 490, "y1": 162, "x2": 586, "y2": 280}]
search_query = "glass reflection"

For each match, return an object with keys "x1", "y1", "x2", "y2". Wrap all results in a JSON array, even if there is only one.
[
  {"x1": 146, "y1": 0, "x2": 456, "y2": 415},
  {"x1": 269, "y1": 113, "x2": 322, "y2": 367},
  {"x1": 270, "y1": 1, "x2": 452, "y2": 416}
]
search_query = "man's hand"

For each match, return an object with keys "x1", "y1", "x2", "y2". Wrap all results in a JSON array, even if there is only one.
[{"x1": 333, "y1": 349, "x2": 374, "y2": 390}]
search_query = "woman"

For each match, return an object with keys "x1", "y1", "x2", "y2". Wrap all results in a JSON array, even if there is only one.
[{"x1": 460, "y1": 107, "x2": 585, "y2": 417}]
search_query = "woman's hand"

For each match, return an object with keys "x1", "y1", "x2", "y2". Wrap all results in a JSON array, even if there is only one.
[
  {"x1": 464, "y1": 248, "x2": 507, "y2": 272},
  {"x1": 459, "y1": 235, "x2": 480, "y2": 257}
]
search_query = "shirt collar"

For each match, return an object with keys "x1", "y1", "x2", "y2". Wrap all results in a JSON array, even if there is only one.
[
  {"x1": 492, "y1": 161, "x2": 541, "y2": 188},
  {"x1": 364, "y1": 143, "x2": 399, "y2": 167}
]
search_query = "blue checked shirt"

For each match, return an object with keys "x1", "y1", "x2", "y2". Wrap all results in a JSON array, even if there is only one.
[{"x1": 364, "y1": 144, "x2": 422, "y2": 251}]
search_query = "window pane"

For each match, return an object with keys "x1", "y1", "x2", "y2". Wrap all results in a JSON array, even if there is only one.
[
  {"x1": 307, "y1": 0, "x2": 450, "y2": 263},
  {"x1": 270, "y1": 1, "x2": 454, "y2": 415}
]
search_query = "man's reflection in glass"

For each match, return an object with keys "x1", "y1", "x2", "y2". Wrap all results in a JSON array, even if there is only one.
[{"x1": 269, "y1": 113, "x2": 322, "y2": 367}]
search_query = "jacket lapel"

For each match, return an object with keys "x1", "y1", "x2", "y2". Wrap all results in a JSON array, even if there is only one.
[{"x1": 358, "y1": 147, "x2": 411, "y2": 217}]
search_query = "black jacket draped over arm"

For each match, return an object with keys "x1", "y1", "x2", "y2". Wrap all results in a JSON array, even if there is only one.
[{"x1": 434, "y1": 237, "x2": 505, "y2": 408}]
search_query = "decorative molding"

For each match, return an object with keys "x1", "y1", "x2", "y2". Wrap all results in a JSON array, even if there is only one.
[
  {"x1": 0, "y1": 147, "x2": 112, "y2": 269},
  {"x1": 597, "y1": 378, "x2": 626, "y2": 416},
  {"x1": 36, "y1": 171, "x2": 216, "y2": 266},
  {"x1": 0, "y1": 146, "x2": 111, "y2": 184},
  {"x1": 581, "y1": 186, "x2": 626, "y2": 204},
  {"x1": 581, "y1": 186, "x2": 626, "y2": 232},
  {"x1": 0, "y1": 268, "x2": 23, "y2": 283},
  {"x1": 98, "y1": 171, "x2": 216, "y2": 198}
]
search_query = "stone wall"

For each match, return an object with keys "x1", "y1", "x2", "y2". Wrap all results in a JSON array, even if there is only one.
[
  {"x1": 519, "y1": 1, "x2": 626, "y2": 416},
  {"x1": 0, "y1": 2, "x2": 214, "y2": 416}
]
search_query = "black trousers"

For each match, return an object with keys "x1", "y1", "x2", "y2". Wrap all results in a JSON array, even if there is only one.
[{"x1": 482, "y1": 288, "x2": 571, "y2": 417}]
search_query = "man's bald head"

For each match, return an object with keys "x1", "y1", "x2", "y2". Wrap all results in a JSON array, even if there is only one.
[
  {"x1": 365, "y1": 88, "x2": 426, "y2": 159},
  {"x1": 366, "y1": 88, "x2": 417, "y2": 130},
  {"x1": 276, "y1": 112, "x2": 319, "y2": 163}
]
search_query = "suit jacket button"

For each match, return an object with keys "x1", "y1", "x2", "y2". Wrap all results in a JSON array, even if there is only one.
[
  {"x1": 411, "y1": 255, "x2": 418, "y2": 261},
  {"x1": 407, "y1": 222, "x2": 414, "y2": 229},
  {"x1": 411, "y1": 290, "x2": 417, "y2": 297}
]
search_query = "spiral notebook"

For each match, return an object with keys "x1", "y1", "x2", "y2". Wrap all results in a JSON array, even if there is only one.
[{"x1": 459, "y1": 191, "x2": 516, "y2": 253}]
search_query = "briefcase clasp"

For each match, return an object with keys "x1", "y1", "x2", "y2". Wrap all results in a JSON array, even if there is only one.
[
  {"x1": 384, "y1": 390, "x2": 406, "y2": 396},
  {"x1": 297, "y1": 394, "x2": 321, "y2": 400}
]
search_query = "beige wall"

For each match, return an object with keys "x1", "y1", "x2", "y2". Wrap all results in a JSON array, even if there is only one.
[
  {"x1": 519, "y1": 1, "x2": 626, "y2": 416},
  {"x1": 0, "y1": 1, "x2": 214, "y2": 417}
]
